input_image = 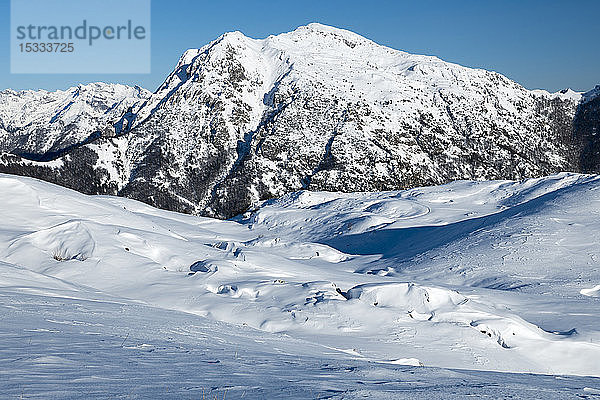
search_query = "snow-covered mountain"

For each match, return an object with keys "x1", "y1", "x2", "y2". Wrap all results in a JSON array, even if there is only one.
[
  {"x1": 0, "y1": 83, "x2": 150, "y2": 158},
  {"x1": 1, "y1": 172, "x2": 600, "y2": 397},
  {"x1": 0, "y1": 24, "x2": 597, "y2": 217}
]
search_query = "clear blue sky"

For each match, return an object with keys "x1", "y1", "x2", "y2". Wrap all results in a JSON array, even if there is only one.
[{"x1": 1, "y1": 0, "x2": 598, "y2": 93}]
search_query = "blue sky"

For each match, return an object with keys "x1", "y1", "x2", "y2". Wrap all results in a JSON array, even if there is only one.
[{"x1": 1, "y1": 0, "x2": 598, "y2": 92}]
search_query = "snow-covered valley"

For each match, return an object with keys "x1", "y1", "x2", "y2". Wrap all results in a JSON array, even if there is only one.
[{"x1": 1, "y1": 173, "x2": 600, "y2": 398}]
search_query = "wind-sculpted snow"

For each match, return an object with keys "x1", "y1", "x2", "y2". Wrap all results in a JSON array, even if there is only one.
[
  {"x1": 1, "y1": 172, "x2": 600, "y2": 395},
  {"x1": 4, "y1": 279, "x2": 600, "y2": 399},
  {"x1": 9, "y1": 220, "x2": 95, "y2": 261},
  {"x1": 0, "y1": 24, "x2": 595, "y2": 218}
]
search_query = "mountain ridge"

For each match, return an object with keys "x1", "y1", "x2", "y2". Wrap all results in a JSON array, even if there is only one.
[{"x1": 0, "y1": 23, "x2": 598, "y2": 218}]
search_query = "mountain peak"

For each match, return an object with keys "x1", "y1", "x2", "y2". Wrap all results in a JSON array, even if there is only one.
[
  {"x1": 217, "y1": 30, "x2": 253, "y2": 45},
  {"x1": 293, "y1": 22, "x2": 364, "y2": 37},
  {"x1": 274, "y1": 22, "x2": 375, "y2": 50}
]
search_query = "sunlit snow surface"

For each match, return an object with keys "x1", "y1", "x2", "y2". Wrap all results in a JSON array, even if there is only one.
[{"x1": 1, "y1": 172, "x2": 600, "y2": 398}]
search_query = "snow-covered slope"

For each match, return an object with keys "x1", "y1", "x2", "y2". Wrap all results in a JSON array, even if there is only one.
[
  {"x1": 0, "y1": 24, "x2": 593, "y2": 218},
  {"x1": 0, "y1": 83, "x2": 150, "y2": 157},
  {"x1": 5, "y1": 280, "x2": 600, "y2": 399},
  {"x1": 1, "y1": 172, "x2": 600, "y2": 386}
]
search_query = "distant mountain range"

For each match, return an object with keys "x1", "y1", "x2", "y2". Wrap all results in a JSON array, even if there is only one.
[{"x1": 1, "y1": 23, "x2": 598, "y2": 218}]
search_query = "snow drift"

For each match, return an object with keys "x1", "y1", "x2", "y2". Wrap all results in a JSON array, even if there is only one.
[{"x1": 0, "y1": 172, "x2": 599, "y2": 379}]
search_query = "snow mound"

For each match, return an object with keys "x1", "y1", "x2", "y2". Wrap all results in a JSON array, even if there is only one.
[
  {"x1": 580, "y1": 285, "x2": 600, "y2": 297},
  {"x1": 10, "y1": 220, "x2": 95, "y2": 261},
  {"x1": 346, "y1": 282, "x2": 466, "y2": 316}
]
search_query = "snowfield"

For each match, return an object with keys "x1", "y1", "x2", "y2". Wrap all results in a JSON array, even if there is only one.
[{"x1": 1, "y1": 172, "x2": 600, "y2": 398}]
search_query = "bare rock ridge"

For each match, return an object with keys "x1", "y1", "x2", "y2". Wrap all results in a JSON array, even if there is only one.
[{"x1": 0, "y1": 23, "x2": 597, "y2": 218}]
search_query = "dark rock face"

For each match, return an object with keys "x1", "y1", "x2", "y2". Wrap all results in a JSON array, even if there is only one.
[
  {"x1": 575, "y1": 87, "x2": 600, "y2": 173},
  {"x1": 0, "y1": 25, "x2": 597, "y2": 219}
]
